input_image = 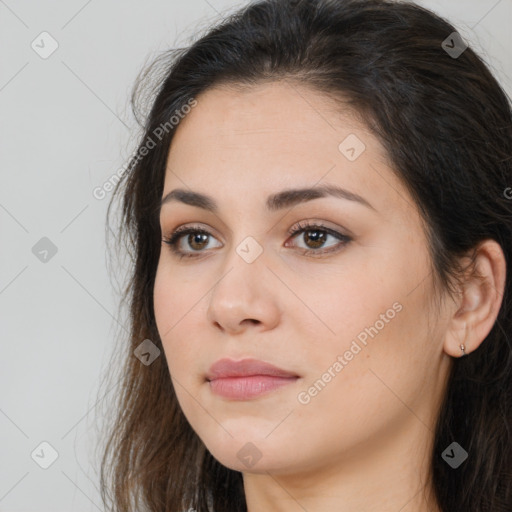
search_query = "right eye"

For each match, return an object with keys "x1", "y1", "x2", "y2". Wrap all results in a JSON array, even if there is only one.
[{"x1": 162, "y1": 225, "x2": 223, "y2": 259}]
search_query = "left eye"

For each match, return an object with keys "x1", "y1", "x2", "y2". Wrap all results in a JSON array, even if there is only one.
[
  {"x1": 287, "y1": 225, "x2": 349, "y2": 253},
  {"x1": 162, "y1": 222, "x2": 351, "y2": 259},
  {"x1": 284, "y1": 221, "x2": 351, "y2": 256}
]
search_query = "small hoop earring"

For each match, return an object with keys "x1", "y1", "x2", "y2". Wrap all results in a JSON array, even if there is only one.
[{"x1": 460, "y1": 343, "x2": 466, "y2": 357}]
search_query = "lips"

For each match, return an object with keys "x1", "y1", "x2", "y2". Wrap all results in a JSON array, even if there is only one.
[
  {"x1": 206, "y1": 358, "x2": 298, "y2": 380},
  {"x1": 206, "y1": 358, "x2": 300, "y2": 400}
]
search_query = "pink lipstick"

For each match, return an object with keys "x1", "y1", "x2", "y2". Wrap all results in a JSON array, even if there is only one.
[{"x1": 206, "y1": 358, "x2": 299, "y2": 400}]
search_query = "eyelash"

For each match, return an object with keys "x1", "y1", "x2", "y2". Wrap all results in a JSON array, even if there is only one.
[{"x1": 161, "y1": 220, "x2": 352, "y2": 260}]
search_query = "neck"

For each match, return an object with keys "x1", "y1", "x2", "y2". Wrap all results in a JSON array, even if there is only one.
[{"x1": 242, "y1": 414, "x2": 442, "y2": 512}]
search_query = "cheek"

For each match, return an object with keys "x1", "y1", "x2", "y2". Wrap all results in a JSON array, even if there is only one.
[
  {"x1": 153, "y1": 267, "x2": 173, "y2": 340},
  {"x1": 153, "y1": 265, "x2": 189, "y2": 370},
  {"x1": 301, "y1": 262, "x2": 401, "y2": 342},
  {"x1": 153, "y1": 262, "x2": 211, "y2": 387},
  {"x1": 153, "y1": 258, "x2": 198, "y2": 337},
  {"x1": 299, "y1": 254, "x2": 429, "y2": 389}
]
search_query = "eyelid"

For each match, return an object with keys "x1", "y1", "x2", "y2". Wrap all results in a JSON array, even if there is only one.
[
  {"x1": 163, "y1": 222, "x2": 223, "y2": 243},
  {"x1": 286, "y1": 218, "x2": 351, "y2": 237}
]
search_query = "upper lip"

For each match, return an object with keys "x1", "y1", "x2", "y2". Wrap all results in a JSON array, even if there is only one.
[{"x1": 206, "y1": 358, "x2": 299, "y2": 380}]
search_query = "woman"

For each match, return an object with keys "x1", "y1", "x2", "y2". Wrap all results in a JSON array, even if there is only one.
[{"x1": 99, "y1": 0, "x2": 512, "y2": 510}]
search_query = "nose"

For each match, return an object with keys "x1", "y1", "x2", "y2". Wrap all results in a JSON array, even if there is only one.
[{"x1": 206, "y1": 240, "x2": 281, "y2": 335}]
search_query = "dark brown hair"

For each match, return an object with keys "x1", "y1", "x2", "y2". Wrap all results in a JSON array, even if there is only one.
[{"x1": 98, "y1": 0, "x2": 512, "y2": 510}]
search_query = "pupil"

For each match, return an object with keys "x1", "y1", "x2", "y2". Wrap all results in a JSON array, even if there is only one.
[
  {"x1": 189, "y1": 233, "x2": 208, "y2": 250},
  {"x1": 305, "y1": 230, "x2": 326, "y2": 248}
]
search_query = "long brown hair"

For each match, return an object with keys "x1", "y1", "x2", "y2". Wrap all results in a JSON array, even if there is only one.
[{"x1": 98, "y1": 0, "x2": 512, "y2": 510}]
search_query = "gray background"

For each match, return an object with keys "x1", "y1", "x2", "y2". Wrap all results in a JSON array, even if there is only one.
[{"x1": 1, "y1": 1, "x2": 511, "y2": 511}]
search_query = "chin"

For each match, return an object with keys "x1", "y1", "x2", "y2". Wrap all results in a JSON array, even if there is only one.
[
  {"x1": 208, "y1": 449, "x2": 283, "y2": 474},
  {"x1": 199, "y1": 432, "x2": 300, "y2": 475}
]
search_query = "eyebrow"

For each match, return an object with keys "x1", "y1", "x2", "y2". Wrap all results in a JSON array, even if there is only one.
[{"x1": 159, "y1": 183, "x2": 376, "y2": 213}]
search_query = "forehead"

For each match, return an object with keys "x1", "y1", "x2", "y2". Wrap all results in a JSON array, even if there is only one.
[
  {"x1": 170, "y1": 80, "x2": 376, "y2": 152},
  {"x1": 163, "y1": 81, "x2": 414, "y2": 221}
]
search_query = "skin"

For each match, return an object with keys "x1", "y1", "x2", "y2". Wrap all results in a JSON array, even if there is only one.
[{"x1": 153, "y1": 80, "x2": 506, "y2": 512}]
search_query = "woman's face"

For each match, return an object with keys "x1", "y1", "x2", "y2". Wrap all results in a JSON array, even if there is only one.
[{"x1": 154, "y1": 81, "x2": 453, "y2": 475}]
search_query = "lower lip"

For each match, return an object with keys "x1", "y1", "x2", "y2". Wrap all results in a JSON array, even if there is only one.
[{"x1": 208, "y1": 375, "x2": 298, "y2": 400}]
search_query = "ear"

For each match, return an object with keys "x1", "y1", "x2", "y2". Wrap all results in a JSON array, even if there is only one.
[{"x1": 443, "y1": 239, "x2": 507, "y2": 358}]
